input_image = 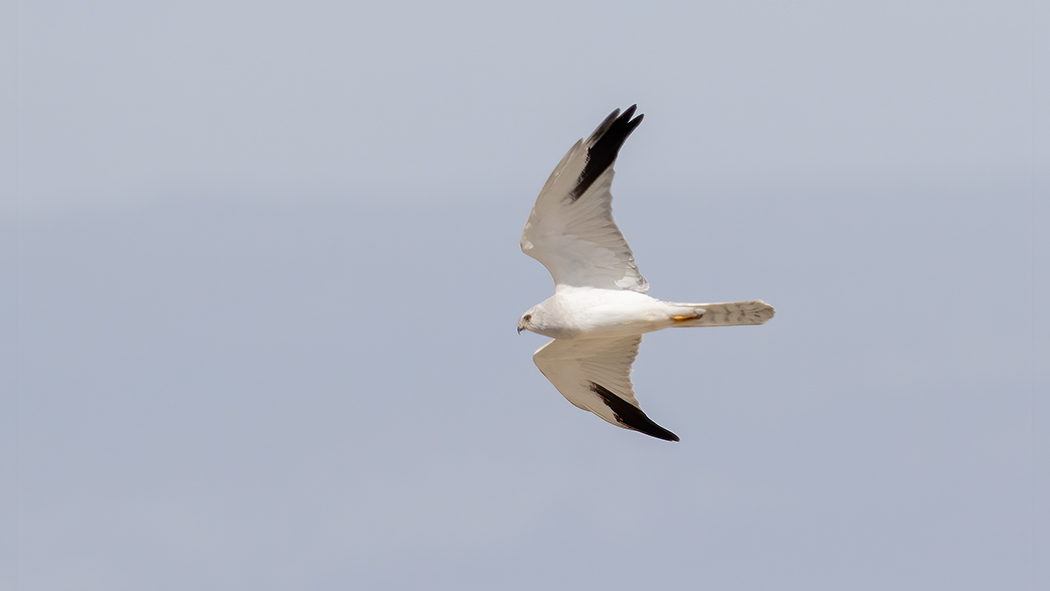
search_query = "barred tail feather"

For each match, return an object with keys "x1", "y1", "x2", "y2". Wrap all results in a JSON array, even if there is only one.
[{"x1": 670, "y1": 300, "x2": 775, "y2": 327}]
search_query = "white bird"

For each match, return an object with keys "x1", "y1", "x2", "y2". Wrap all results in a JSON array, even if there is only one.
[{"x1": 518, "y1": 105, "x2": 774, "y2": 441}]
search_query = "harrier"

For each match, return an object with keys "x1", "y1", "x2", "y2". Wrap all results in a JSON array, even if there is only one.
[{"x1": 518, "y1": 106, "x2": 774, "y2": 441}]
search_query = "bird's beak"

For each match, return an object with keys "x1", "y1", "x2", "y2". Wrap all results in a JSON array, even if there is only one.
[{"x1": 517, "y1": 325, "x2": 524, "y2": 335}]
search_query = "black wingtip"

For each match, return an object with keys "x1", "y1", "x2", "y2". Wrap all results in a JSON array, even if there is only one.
[
  {"x1": 570, "y1": 106, "x2": 644, "y2": 201},
  {"x1": 590, "y1": 382, "x2": 679, "y2": 442}
]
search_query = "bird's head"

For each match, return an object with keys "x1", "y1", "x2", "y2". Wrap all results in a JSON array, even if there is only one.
[
  {"x1": 518, "y1": 303, "x2": 550, "y2": 335},
  {"x1": 518, "y1": 302, "x2": 566, "y2": 338},
  {"x1": 517, "y1": 310, "x2": 534, "y2": 335}
]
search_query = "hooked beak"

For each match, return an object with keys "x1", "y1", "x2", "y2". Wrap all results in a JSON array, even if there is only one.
[{"x1": 517, "y1": 325, "x2": 524, "y2": 335}]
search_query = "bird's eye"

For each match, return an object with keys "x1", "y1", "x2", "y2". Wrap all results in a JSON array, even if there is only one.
[{"x1": 523, "y1": 314, "x2": 532, "y2": 321}]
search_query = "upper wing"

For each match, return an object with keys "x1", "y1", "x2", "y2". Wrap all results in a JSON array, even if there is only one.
[
  {"x1": 533, "y1": 336, "x2": 679, "y2": 441},
  {"x1": 521, "y1": 106, "x2": 649, "y2": 293}
]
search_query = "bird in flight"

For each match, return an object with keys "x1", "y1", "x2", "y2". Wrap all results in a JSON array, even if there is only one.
[{"x1": 518, "y1": 105, "x2": 774, "y2": 441}]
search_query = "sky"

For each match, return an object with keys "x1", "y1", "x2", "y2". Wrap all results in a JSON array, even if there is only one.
[{"x1": 2, "y1": 1, "x2": 1046, "y2": 589}]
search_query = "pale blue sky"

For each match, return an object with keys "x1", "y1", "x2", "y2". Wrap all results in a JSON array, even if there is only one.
[{"x1": 3, "y1": 1, "x2": 1046, "y2": 589}]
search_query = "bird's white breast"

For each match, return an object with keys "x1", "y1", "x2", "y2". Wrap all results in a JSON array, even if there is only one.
[{"x1": 550, "y1": 287, "x2": 671, "y2": 339}]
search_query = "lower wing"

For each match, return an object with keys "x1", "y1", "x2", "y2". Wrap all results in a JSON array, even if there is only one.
[{"x1": 532, "y1": 336, "x2": 678, "y2": 442}]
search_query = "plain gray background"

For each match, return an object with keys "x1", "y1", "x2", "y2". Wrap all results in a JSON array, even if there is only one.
[{"x1": 3, "y1": 1, "x2": 1046, "y2": 589}]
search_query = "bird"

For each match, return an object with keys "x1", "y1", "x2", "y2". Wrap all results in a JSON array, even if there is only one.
[{"x1": 517, "y1": 105, "x2": 774, "y2": 441}]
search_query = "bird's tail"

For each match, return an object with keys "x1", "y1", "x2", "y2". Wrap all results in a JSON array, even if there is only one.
[{"x1": 667, "y1": 300, "x2": 775, "y2": 327}]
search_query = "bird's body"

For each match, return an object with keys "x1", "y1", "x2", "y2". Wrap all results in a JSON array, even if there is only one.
[
  {"x1": 524, "y1": 287, "x2": 773, "y2": 340},
  {"x1": 518, "y1": 106, "x2": 773, "y2": 441},
  {"x1": 522, "y1": 288, "x2": 670, "y2": 340}
]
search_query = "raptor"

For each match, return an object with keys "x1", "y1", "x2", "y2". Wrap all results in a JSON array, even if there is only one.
[{"x1": 518, "y1": 105, "x2": 774, "y2": 441}]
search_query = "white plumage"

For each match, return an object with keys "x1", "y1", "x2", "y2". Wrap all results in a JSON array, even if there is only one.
[{"x1": 518, "y1": 106, "x2": 774, "y2": 441}]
